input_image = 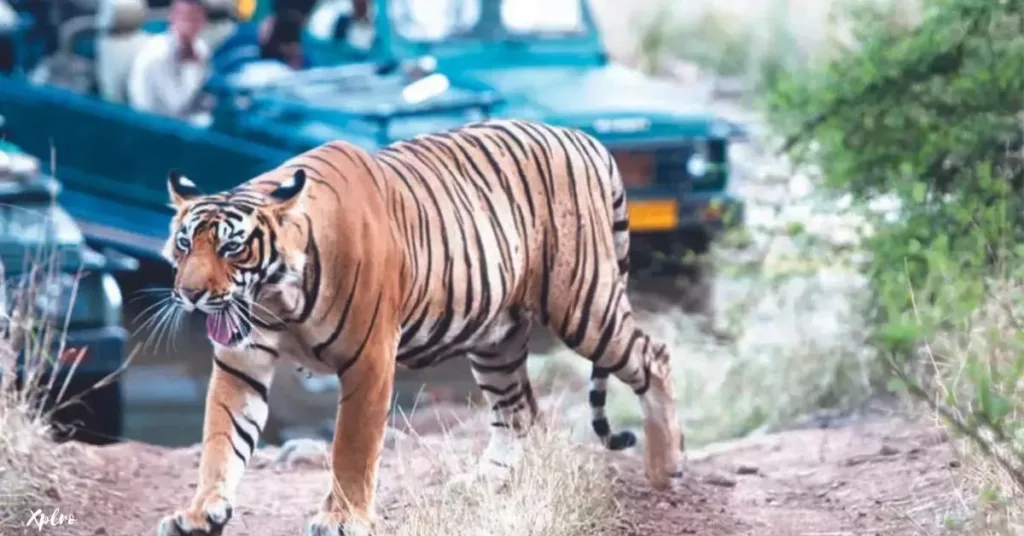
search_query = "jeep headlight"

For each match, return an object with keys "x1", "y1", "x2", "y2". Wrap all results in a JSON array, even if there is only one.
[
  {"x1": 4, "y1": 271, "x2": 98, "y2": 328},
  {"x1": 686, "y1": 150, "x2": 709, "y2": 178}
]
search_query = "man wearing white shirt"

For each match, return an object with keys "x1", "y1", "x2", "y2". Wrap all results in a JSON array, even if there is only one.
[{"x1": 127, "y1": 0, "x2": 210, "y2": 120}]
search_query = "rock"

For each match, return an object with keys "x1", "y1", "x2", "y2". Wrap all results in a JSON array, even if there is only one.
[
  {"x1": 703, "y1": 472, "x2": 737, "y2": 487},
  {"x1": 735, "y1": 464, "x2": 760, "y2": 475},
  {"x1": 878, "y1": 444, "x2": 900, "y2": 456}
]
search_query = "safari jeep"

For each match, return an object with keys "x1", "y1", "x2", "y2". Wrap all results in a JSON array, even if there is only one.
[
  {"x1": 251, "y1": 0, "x2": 746, "y2": 276},
  {"x1": 158, "y1": 0, "x2": 748, "y2": 267}
]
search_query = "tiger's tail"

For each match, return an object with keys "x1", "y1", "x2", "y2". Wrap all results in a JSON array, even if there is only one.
[{"x1": 588, "y1": 148, "x2": 638, "y2": 451}]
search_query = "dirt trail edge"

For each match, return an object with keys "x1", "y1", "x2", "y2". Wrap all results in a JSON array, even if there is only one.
[{"x1": 53, "y1": 411, "x2": 961, "y2": 536}]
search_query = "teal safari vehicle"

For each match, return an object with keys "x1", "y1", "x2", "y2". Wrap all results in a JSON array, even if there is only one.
[
  {"x1": 1, "y1": 0, "x2": 744, "y2": 266},
  {"x1": 287, "y1": 0, "x2": 747, "y2": 251},
  {"x1": 176, "y1": 0, "x2": 749, "y2": 259}
]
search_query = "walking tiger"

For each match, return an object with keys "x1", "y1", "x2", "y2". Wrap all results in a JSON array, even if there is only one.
[{"x1": 155, "y1": 119, "x2": 682, "y2": 536}]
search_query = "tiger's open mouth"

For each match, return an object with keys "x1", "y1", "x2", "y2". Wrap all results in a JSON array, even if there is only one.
[{"x1": 205, "y1": 309, "x2": 253, "y2": 346}]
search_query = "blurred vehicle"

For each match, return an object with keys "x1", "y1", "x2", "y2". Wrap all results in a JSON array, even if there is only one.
[
  {"x1": 0, "y1": 125, "x2": 136, "y2": 446},
  {"x1": 0, "y1": 0, "x2": 747, "y2": 444},
  {"x1": 216, "y1": 0, "x2": 749, "y2": 265},
  {"x1": 1, "y1": 0, "x2": 746, "y2": 267}
]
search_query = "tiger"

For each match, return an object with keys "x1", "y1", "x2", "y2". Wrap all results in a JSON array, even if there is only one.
[{"x1": 155, "y1": 118, "x2": 683, "y2": 536}]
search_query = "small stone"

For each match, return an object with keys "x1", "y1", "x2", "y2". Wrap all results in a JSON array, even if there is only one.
[
  {"x1": 878, "y1": 444, "x2": 900, "y2": 456},
  {"x1": 657, "y1": 501, "x2": 670, "y2": 509},
  {"x1": 703, "y1": 473, "x2": 737, "y2": 488},
  {"x1": 736, "y1": 464, "x2": 760, "y2": 475},
  {"x1": 948, "y1": 459, "x2": 961, "y2": 468}
]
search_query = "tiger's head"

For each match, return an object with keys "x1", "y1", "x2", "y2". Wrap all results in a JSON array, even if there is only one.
[{"x1": 161, "y1": 168, "x2": 309, "y2": 348}]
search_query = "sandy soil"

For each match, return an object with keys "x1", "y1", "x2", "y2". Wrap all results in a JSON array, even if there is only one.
[{"x1": 44, "y1": 404, "x2": 963, "y2": 536}]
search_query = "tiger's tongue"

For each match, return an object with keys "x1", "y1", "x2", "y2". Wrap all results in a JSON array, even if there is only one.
[{"x1": 206, "y1": 314, "x2": 237, "y2": 346}]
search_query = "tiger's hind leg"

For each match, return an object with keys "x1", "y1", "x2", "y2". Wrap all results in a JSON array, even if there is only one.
[
  {"x1": 450, "y1": 316, "x2": 538, "y2": 490},
  {"x1": 552, "y1": 281, "x2": 683, "y2": 490}
]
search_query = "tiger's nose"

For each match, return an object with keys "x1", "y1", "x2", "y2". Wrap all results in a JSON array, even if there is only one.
[{"x1": 179, "y1": 287, "x2": 207, "y2": 304}]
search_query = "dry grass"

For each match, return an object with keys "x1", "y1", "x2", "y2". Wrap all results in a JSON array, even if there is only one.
[
  {"x1": 382, "y1": 404, "x2": 620, "y2": 536},
  {"x1": 906, "y1": 277, "x2": 1024, "y2": 534},
  {"x1": 0, "y1": 249, "x2": 121, "y2": 533},
  {"x1": 0, "y1": 263, "x2": 72, "y2": 532}
]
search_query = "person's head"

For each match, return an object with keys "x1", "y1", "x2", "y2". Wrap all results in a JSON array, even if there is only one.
[
  {"x1": 169, "y1": 0, "x2": 207, "y2": 42},
  {"x1": 352, "y1": 0, "x2": 369, "y2": 20},
  {"x1": 260, "y1": 8, "x2": 306, "y2": 68}
]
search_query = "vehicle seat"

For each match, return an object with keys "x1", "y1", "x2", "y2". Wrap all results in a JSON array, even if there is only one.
[
  {"x1": 200, "y1": 0, "x2": 237, "y2": 52},
  {"x1": 95, "y1": 0, "x2": 149, "y2": 104}
]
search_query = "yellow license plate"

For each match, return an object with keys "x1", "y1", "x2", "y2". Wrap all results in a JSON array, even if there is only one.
[
  {"x1": 236, "y1": 0, "x2": 257, "y2": 20},
  {"x1": 628, "y1": 199, "x2": 678, "y2": 231}
]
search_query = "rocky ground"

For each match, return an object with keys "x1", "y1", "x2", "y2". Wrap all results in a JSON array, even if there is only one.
[{"x1": 43, "y1": 402, "x2": 965, "y2": 536}]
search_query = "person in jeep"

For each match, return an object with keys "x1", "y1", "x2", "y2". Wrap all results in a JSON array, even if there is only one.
[
  {"x1": 213, "y1": 6, "x2": 309, "y2": 74},
  {"x1": 126, "y1": 0, "x2": 210, "y2": 119},
  {"x1": 306, "y1": 0, "x2": 375, "y2": 57}
]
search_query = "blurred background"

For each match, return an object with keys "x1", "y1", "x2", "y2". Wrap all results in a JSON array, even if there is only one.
[{"x1": 0, "y1": 0, "x2": 1018, "y2": 471}]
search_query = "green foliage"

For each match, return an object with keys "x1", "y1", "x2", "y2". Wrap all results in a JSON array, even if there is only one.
[
  {"x1": 768, "y1": 0, "x2": 1024, "y2": 330},
  {"x1": 768, "y1": 0, "x2": 1024, "y2": 529}
]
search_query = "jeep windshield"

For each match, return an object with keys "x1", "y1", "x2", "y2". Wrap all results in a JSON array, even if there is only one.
[{"x1": 388, "y1": 0, "x2": 587, "y2": 42}]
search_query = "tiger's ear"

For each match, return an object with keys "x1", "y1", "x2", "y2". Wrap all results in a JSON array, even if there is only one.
[
  {"x1": 268, "y1": 169, "x2": 307, "y2": 211},
  {"x1": 167, "y1": 169, "x2": 203, "y2": 208}
]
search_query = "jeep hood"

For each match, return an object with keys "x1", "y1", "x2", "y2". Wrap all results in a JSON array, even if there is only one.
[{"x1": 452, "y1": 64, "x2": 736, "y2": 136}]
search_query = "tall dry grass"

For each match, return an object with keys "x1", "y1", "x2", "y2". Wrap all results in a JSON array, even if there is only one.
[
  {"x1": 899, "y1": 277, "x2": 1024, "y2": 534},
  {"x1": 377, "y1": 402, "x2": 620, "y2": 536},
  {"x1": 0, "y1": 249, "x2": 123, "y2": 533}
]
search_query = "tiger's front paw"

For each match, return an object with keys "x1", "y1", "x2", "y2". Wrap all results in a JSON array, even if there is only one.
[
  {"x1": 156, "y1": 493, "x2": 233, "y2": 536},
  {"x1": 305, "y1": 511, "x2": 373, "y2": 536}
]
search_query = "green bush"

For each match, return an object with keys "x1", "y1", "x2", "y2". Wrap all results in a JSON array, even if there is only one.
[
  {"x1": 767, "y1": 0, "x2": 1024, "y2": 332},
  {"x1": 767, "y1": 0, "x2": 1024, "y2": 530}
]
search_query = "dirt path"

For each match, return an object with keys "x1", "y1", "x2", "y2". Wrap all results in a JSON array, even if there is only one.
[{"x1": 42, "y1": 407, "x2": 963, "y2": 536}]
